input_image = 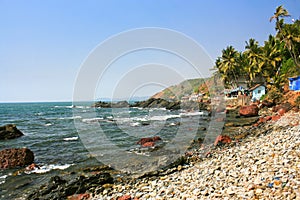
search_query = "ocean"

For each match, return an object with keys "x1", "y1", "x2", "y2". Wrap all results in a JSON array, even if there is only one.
[{"x1": 0, "y1": 102, "x2": 210, "y2": 199}]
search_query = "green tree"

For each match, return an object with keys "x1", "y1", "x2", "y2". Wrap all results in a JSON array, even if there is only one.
[
  {"x1": 270, "y1": 5, "x2": 300, "y2": 69},
  {"x1": 244, "y1": 38, "x2": 264, "y2": 84},
  {"x1": 215, "y1": 46, "x2": 240, "y2": 88}
]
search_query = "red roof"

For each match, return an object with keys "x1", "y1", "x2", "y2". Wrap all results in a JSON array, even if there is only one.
[{"x1": 249, "y1": 84, "x2": 265, "y2": 91}]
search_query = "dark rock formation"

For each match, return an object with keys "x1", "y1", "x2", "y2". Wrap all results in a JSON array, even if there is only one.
[
  {"x1": 92, "y1": 101, "x2": 129, "y2": 108},
  {"x1": 131, "y1": 98, "x2": 181, "y2": 110},
  {"x1": 0, "y1": 148, "x2": 34, "y2": 169},
  {"x1": 27, "y1": 172, "x2": 113, "y2": 200},
  {"x1": 239, "y1": 105, "x2": 259, "y2": 117},
  {"x1": 0, "y1": 124, "x2": 24, "y2": 140},
  {"x1": 92, "y1": 98, "x2": 209, "y2": 111}
]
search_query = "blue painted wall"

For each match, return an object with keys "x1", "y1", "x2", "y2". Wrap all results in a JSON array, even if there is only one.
[
  {"x1": 252, "y1": 85, "x2": 266, "y2": 101},
  {"x1": 289, "y1": 76, "x2": 300, "y2": 91}
]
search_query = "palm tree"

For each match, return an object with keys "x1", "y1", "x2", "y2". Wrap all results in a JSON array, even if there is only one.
[
  {"x1": 244, "y1": 38, "x2": 264, "y2": 84},
  {"x1": 216, "y1": 46, "x2": 240, "y2": 88},
  {"x1": 261, "y1": 35, "x2": 284, "y2": 89},
  {"x1": 270, "y1": 5, "x2": 300, "y2": 69},
  {"x1": 270, "y1": 5, "x2": 290, "y2": 30},
  {"x1": 280, "y1": 20, "x2": 300, "y2": 68}
]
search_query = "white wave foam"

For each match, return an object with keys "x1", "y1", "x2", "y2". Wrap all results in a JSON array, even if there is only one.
[
  {"x1": 149, "y1": 107, "x2": 167, "y2": 111},
  {"x1": 44, "y1": 123, "x2": 52, "y2": 126},
  {"x1": 59, "y1": 116, "x2": 82, "y2": 120},
  {"x1": 0, "y1": 175, "x2": 7, "y2": 185},
  {"x1": 25, "y1": 164, "x2": 73, "y2": 174},
  {"x1": 180, "y1": 111, "x2": 208, "y2": 117},
  {"x1": 82, "y1": 117, "x2": 104, "y2": 123},
  {"x1": 54, "y1": 105, "x2": 74, "y2": 108},
  {"x1": 149, "y1": 114, "x2": 180, "y2": 121},
  {"x1": 130, "y1": 122, "x2": 140, "y2": 127},
  {"x1": 63, "y1": 136, "x2": 78, "y2": 141}
]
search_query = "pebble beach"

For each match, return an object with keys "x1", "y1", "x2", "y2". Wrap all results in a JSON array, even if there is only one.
[{"x1": 92, "y1": 111, "x2": 300, "y2": 200}]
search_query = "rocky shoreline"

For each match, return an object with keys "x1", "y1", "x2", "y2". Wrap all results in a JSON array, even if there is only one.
[
  {"x1": 2, "y1": 98, "x2": 299, "y2": 199},
  {"x1": 89, "y1": 110, "x2": 300, "y2": 200},
  {"x1": 24, "y1": 99, "x2": 300, "y2": 200}
]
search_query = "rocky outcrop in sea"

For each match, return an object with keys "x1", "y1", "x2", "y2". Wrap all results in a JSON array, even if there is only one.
[
  {"x1": 0, "y1": 124, "x2": 24, "y2": 140},
  {"x1": 0, "y1": 148, "x2": 34, "y2": 169},
  {"x1": 92, "y1": 98, "x2": 209, "y2": 111}
]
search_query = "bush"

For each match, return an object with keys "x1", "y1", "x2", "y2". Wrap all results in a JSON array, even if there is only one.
[{"x1": 295, "y1": 96, "x2": 300, "y2": 108}]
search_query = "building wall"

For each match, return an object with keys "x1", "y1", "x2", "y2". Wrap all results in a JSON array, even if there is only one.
[
  {"x1": 289, "y1": 77, "x2": 300, "y2": 91},
  {"x1": 252, "y1": 86, "x2": 265, "y2": 101}
]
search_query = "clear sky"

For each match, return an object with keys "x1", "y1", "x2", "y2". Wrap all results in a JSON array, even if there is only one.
[{"x1": 1, "y1": 0, "x2": 300, "y2": 102}]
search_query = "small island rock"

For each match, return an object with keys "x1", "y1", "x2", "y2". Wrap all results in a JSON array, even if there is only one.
[{"x1": 0, "y1": 124, "x2": 24, "y2": 140}]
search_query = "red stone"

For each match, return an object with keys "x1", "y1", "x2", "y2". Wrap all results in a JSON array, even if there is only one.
[
  {"x1": 0, "y1": 148, "x2": 34, "y2": 169},
  {"x1": 25, "y1": 163, "x2": 39, "y2": 171},
  {"x1": 258, "y1": 117, "x2": 265, "y2": 123},
  {"x1": 142, "y1": 142, "x2": 155, "y2": 147},
  {"x1": 278, "y1": 108, "x2": 286, "y2": 116},
  {"x1": 265, "y1": 116, "x2": 272, "y2": 121},
  {"x1": 214, "y1": 135, "x2": 232, "y2": 146},
  {"x1": 117, "y1": 195, "x2": 132, "y2": 200},
  {"x1": 67, "y1": 194, "x2": 90, "y2": 200},
  {"x1": 137, "y1": 136, "x2": 161, "y2": 145},
  {"x1": 69, "y1": 194, "x2": 90, "y2": 200},
  {"x1": 239, "y1": 105, "x2": 259, "y2": 117},
  {"x1": 253, "y1": 123, "x2": 259, "y2": 127},
  {"x1": 272, "y1": 115, "x2": 281, "y2": 121}
]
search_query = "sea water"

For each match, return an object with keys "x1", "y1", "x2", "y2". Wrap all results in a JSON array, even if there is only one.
[{"x1": 0, "y1": 102, "x2": 209, "y2": 199}]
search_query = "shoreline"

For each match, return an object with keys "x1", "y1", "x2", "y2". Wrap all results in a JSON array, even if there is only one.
[{"x1": 90, "y1": 110, "x2": 300, "y2": 199}]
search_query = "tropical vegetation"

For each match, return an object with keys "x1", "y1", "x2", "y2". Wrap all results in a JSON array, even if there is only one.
[{"x1": 214, "y1": 5, "x2": 300, "y2": 91}]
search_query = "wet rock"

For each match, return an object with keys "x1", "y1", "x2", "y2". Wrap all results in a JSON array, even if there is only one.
[
  {"x1": 0, "y1": 124, "x2": 24, "y2": 140},
  {"x1": 92, "y1": 101, "x2": 129, "y2": 108},
  {"x1": 28, "y1": 173, "x2": 113, "y2": 200},
  {"x1": 0, "y1": 148, "x2": 34, "y2": 169},
  {"x1": 137, "y1": 136, "x2": 162, "y2": 145},
  {"x1": 131, "y1": 98, "x2": 181, "y2": 110},
  {"x1": 214, "y1": 135, "x2": 232, "y2": 146},
  {"x1": 142, "y1": 142, "x2": 155, "y2": 147},
  {"x1": 239, "y1": 105, "x2": 259, "y2": 117},
  {"x1": 92, "y1": 101, "x2": 111, "y2": 108}
]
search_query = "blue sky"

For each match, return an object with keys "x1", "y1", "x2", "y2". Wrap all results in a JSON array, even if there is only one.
[{"x1": 1, "y1": 0, "x2": 300, "y2": 102}]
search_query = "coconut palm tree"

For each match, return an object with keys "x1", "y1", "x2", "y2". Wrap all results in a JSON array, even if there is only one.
[
  {"x1": 216, "y1": 46, "x2": 240, "y2": 88},
  {"x1": 244, "y1": 38, "x2": 264, "y2": 83},
  {"x1": 279, "y1": 20, "x2": 300, "y2": 68},
  {"x1": 261, "y1": 35, "x2": 284, "y2": 89},
  {"x1": 270, "y1": 5, "x2": 300, "y2": 69},
  {"x1": 270, "y1": 5, "x2": 290, "y2": 30}
]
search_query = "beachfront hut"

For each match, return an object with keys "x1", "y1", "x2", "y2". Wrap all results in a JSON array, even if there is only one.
[
  {"x1": 289, "y1": 76, "x2": 300, "y2": 91},
  {"x1": 249, "y1": 84, "x2": 266, "y2": 101}
]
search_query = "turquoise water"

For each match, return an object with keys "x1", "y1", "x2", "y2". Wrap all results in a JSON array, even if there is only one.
[{"x1": 0, "y1": 102, "x2": 209, "y2": 199}]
